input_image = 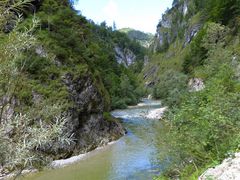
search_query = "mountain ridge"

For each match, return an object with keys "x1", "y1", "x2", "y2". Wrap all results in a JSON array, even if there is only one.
[{"x1": 119, "y1": 28, "x2": 154, "y2": 47}]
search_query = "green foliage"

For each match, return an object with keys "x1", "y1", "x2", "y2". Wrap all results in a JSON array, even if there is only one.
[
  {"x1": 193, "y1": 0, "x2": 240, "y2": 25},
  {"x1": 16, "y1": 52, "x2": 51, "y2": 76},
  {"x1": 110, "y1": 71, "x2": 144, "y2": 109},
  {"x1": 0, "y1": 104, "x2": 73, "y2": 171},
  {"x1": 153, "y1": 70, "x2": 188, "y2": 107},
  {"x1": 182, "y1": 26, "x2": 207, "y2": 73},
  {"x1": 33, "y1": 0, "x2": 146, "y2": 109},
  {"x1": 160, "y1": 41, "x2": 240, "y2": 178},
  {"x1": 183, "y1": 22, "x2": 229, "y2": 74},
  {"x1": 206, "y1": 0, "x2": 240, "y2": 25},
  {"x1": 0, "y1": 0, "x2": 73, "y2": 175},
  {"x1": 119, "y1": 28, "x2": 154, "y2": 47},
  {"x1": 150, "y1": 2, "x2": 240, "y2": 178},
  {"x1": 166, "y1": 74, "x2": 240, "y2": 177}
]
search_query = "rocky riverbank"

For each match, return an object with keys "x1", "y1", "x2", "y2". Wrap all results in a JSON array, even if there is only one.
[
  {"x1": 199, "y1": 153, "x2": 240, "y2": 180},
  {"x1": 0, "y1": 73, "x2": 126, "y2": 179},
  {"x1": 50, "y1": 140, "x2": 119, "y2": 168}
]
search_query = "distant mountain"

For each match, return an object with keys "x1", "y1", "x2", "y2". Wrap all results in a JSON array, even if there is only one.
[{"x1": 119, "y1": 28, "x2": 154, "y2": 48}]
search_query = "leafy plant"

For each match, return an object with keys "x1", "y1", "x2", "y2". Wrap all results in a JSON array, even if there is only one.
[{"x1": 153, "y1": 70, "x2": 188, "y2": 107}]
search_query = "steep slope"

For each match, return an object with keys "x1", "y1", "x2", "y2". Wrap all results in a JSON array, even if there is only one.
[
  {"x1": 151, "y1": 0, "x2": 203, "y2": 53},
  {"x1": 20, "y1": 0, "x2": 128, "y2": 157},
  {"x1": 143, "y1": 0, "x2": 240, "y2": 178},
  {"x1": 37, "y1": 2, "x2": 146, "y2": 139},
  {"x1": 0, "y1": 0, "x2": 145, "y2": 175}
]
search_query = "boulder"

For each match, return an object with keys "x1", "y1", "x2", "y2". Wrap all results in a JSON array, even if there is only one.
[
  {"x1": 146, "y1": 107, "x2": 167, "y2": 119},
  {"x1": 199, "y1": 153, "x2": 240, "y2": 180}
]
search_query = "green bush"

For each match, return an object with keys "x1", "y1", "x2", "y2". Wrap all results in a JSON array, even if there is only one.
[
  {"x1": 111, "y1": 97, "x2": 128, "y2": 109},
  {"x1": 153, "y1": 70, "x2": 188, "y2": 107},
  {"x1": 182, "y1": 26, "x2": 207, "y2": 74},
  {"x1": 161, "y1": 45, "x2": 240, "y2": 178},
  {"x1": 35, "y1": 0, "x2": 145, "y2": 110}
]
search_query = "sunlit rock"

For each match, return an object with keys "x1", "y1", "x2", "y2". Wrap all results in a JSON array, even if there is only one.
[
  {"x1": 199, "y1": 153, "x2": 240, "y2": 180},
  {"x1": 188, "y1": 78, "x2": 205, "y2": 92},
  {"x1": 114, "y1": 46, "x2": 136, "y2": 67},
  {"x1": 146, "y1": 107, "x2": 167, "y2": 119}
]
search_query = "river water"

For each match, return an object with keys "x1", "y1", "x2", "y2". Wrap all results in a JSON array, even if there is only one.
[{"x1": 24, "y1": 99, "x2": 170, "y2": 180}]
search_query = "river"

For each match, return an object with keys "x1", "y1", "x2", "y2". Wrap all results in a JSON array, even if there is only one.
[{"x1": 24, "y1": 99, "x2": 170, "y2": 180}]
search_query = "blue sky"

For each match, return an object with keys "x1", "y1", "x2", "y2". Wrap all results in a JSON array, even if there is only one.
[{"x1": 74, "y1": 0, "x2": 173, "y2": 33}]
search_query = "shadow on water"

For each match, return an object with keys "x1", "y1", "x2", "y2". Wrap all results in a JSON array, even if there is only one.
[{"x1": 23, "y1": 99, "x2": 171, "y2": 180}]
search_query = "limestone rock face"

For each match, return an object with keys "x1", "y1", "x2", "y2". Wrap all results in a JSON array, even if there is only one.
[
  {"x1": 188, "y1": 78, "x2": 205, "y2": 92},
  {"x1": 184, "y1": 24, "x2": 202, "y2": 47},
  {"x1": 143, "y1": 66, "x2": 158, "y2": 87},
  {"x1": 152, "y1": 0, "x2": 203, "y2": 52},
  {"x1": 199, "y1": 153, "x2": 240, "y2": 180},
  {"x1": 39, "y1": 73, "x2": 125, "y2": 159},
  {"x1": 114, "y1": 46, "x2": 136, "y2": 67}
]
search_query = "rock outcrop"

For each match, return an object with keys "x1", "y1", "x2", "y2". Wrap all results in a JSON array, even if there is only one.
[
  {"x1": 184, "y1": 23, "x2": 202, "y2": 47},
  {"x1": 146, "y1": 107, "x2": 167, "y2": 119},
  {"x1": 39, "y1": 73, "x2": 125, "y2": 159},
  {"x1": 152, "y1": 0, "x2": 203, "y2": 52},
  {"x1": 199, "y1": 153, "x2": 240, "y2": 180},
  {"x1": 114, "y1": 46, "x2": 136, "y2": 67},
  {"x1": 188, "y1": 78, "x2": 205, "y2": 92}
]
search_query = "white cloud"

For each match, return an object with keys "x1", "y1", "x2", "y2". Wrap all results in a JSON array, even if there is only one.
[{"x1": 102, "y1": 0, "x2": 119, "y2": 25}]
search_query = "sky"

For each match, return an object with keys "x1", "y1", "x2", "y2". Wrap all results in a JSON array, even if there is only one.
[{"x1": 73, "y1": 0, "x2": 173, "y2": 34}]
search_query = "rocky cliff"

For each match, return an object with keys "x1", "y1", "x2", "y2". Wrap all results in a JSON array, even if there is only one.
[
  {"x1": 142, "y1": 0, "x2": 205, "y2": 88},
  {"x1": 0, "y1": 0, "x2": 129, "y2": 165},
  {"x1": 114, "y1": 46, "x2": 136, "y2": 67},
  {"x1": 39, "y1": 72, "x2": 125, "y2": 159},
  {"x1": 63, "y1": 73, "x2": 125, "y2": 155},
  {"x1": 34, "y1": 42, "x2": 126, "y2": 159},
  {"x1": 152, "y1": 0, "x2": 203, "y2": 52}
]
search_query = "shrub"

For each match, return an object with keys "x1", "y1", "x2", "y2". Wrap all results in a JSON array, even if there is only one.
[
  {"x1": 153, "y1": 70, "x2": 188, "y2": 107},
  {"x1": 0, "y1": 105, "x2": 73, "y2": 172},
  {"x1": 161, "y1": 46, "x2": 240, "y2": 178}
]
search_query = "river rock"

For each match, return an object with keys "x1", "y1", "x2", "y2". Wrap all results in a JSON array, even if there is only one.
[
  {"x1": 199, "y1": 153, "x2": 240, "y2": 180},
  {"x1": 146, "y1": 107, "x2": 167, "y2": 119}
]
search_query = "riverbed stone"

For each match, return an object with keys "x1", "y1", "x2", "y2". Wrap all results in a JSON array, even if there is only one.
[{"x1": 146, "y1": 107, "x2": 167, "y2": 119}]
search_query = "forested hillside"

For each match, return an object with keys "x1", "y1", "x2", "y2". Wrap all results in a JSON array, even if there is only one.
[
  {"x1": 28, "y1": 0, "x2": 146, "y2": 109},
  {"x1": 119, "y1": 28, "x2": 154, "y2": 47},
  {"x1": 143, "y1": 0, "x2": 240, "y2": 178},
  {"x1": 1, "y1": 0, "x2": 240, "y2": 179},
  {"x1": 0, "y1": 0, "x2": 146, "y2": 176}
]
